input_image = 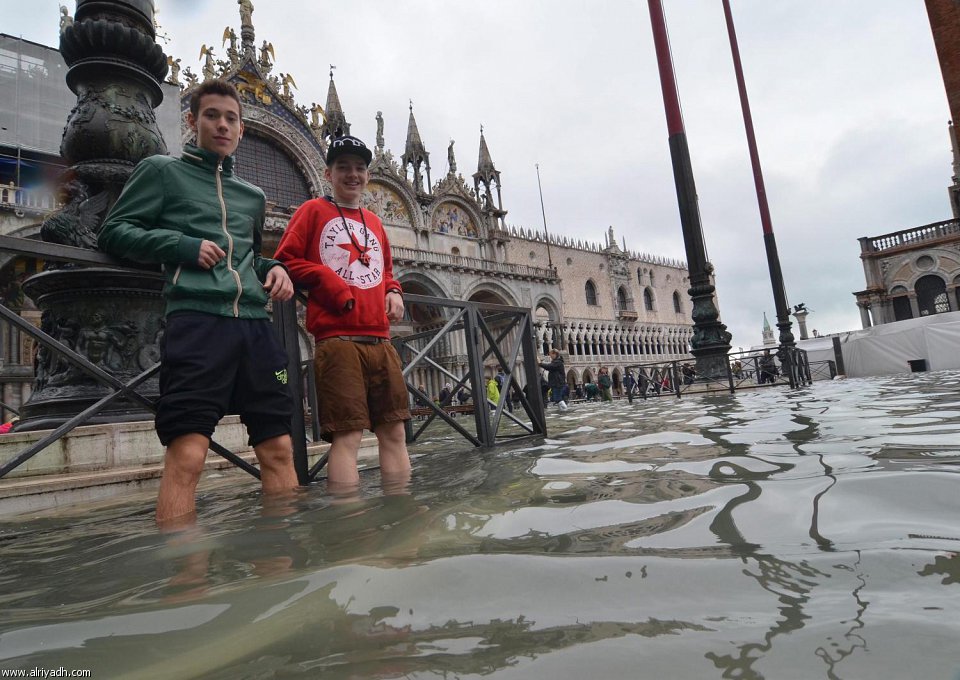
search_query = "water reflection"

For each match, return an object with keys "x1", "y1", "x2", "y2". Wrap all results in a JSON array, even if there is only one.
[{"x1": 2, "y1": 373, "x2": 960, "y2": 677}]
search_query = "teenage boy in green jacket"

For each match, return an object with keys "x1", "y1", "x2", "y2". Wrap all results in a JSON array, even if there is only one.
[{"x1": 99, "y1": 79, "x2": 299, "y2": 525}]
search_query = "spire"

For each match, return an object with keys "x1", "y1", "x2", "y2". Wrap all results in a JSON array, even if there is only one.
[
  {"x1": 477, "y1": 125, "x2": 497, "y2": 177},
  {"x1": 404, "y1": 101, "x2": 426, "y2": 158},
  {"x1": 401, "y1": 101, "x2": 431, "y2": 193},
  {"x1": 762, "y1": 312, "x2": 775, "y2": 345},
  {"x1": 473, "y1": 126, "x2": 503, "y2": 213},
  {"x1": 320, "y1": 66, "x2": 350, "y2": 141}
]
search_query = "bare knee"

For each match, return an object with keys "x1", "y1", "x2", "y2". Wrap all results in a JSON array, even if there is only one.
[
  {"x1": 165, "y1": 434, "x2": 209, "y2": 481},
  {"x1": 254, "y1": 434, "x2": 294, "y2": 470},
  {"x1": 375, "y1": 421, "x2": 410, "y2": 473}
]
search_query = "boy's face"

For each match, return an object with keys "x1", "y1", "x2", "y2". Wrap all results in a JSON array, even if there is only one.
[
  {"x1": 324, "y1": 155, "x2": 369, "y2": 204},
  {"x1": 188, "y1": 94, "x2": 244, "y2": 159}
]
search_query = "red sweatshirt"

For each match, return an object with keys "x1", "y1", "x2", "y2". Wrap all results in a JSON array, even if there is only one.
[{"x1": 274, "y1": 197, "x2": 402, "y2": 340}]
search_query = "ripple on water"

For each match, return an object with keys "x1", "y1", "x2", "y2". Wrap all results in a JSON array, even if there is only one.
[{"x1": 2, "y1": 372, "x2": 960, "y2": 678}]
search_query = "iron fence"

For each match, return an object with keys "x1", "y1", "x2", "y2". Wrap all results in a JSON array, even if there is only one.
[{"x1": 623, "y1": 345, "x2": 812, "y2": 399}]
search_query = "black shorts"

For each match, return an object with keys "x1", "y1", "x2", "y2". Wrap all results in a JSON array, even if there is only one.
[{"x1": 156, "y1": 312, "x2": 293, "y2": 447}]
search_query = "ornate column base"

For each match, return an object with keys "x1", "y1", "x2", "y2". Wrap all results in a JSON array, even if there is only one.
[{"x1": 17, "y1": 268, "x2": 165, "y2": 432}]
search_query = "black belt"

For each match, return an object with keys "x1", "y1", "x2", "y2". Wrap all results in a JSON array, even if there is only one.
[{"x1": 339, "y1": 335, "x2": 387, "y2": 344}]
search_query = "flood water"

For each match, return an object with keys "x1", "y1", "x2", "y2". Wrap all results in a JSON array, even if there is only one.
[{"x1": 1, "y1": 372, "x2": 960, "y2": 679}]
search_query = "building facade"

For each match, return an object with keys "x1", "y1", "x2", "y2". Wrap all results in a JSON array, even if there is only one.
[
  {"x1": 0, "y1": 7, "x2": 696, "y2": 417},
  {"x1": 853, "y1": 3, "x2": 960, "y2": 328}
]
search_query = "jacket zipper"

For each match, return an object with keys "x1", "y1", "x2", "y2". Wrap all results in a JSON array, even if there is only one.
[
  {"x1": 217, "y1": 162, "x2": 242, "y2": 317},
  {"x1": 172, "y1": 264, "x2": 182, "y2": 285}
]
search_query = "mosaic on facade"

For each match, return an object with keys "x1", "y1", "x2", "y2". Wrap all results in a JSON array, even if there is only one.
[
  {"x1": 362, "y1": 183, "x2": 411, "y2": 227},
  {"x1": 432, "y1": 202, "x2": 477, "y2": 237}
]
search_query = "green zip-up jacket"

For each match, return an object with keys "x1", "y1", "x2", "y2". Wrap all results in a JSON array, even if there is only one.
[{"x1": 99, "y1": 143, "x2": 283, "y2": 319}]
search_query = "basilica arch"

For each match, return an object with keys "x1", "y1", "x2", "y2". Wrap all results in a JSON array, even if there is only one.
[
  {"x1": 241, "y1": 112, "x2": 325, "y2": 198},
  {"x1": 466, "y1": 282, "x2": 518, "y2": 306}
]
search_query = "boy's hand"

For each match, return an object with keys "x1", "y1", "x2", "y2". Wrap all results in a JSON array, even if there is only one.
[
  {"x1": 385, "y1": 290, "x2": 404, "y2": 322},
  {"x1": 264, "y1": 265, "x2": 294, "y2": 301},
  {"x1": 197, "y1": 240, "x2": 225, "y2": 269}
]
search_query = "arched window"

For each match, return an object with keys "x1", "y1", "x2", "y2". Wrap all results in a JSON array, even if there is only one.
[
  {"x1": 234, "y1": 133, "x2": 312, "y2": 210},
  {"x1": 916, "y1": 275, "x2": 949, "y2": 316},
  {"x1": 585, "y1": 280, "x2": 598, "y2": 306},
  {"x1": 673, "y1": 291, "x2": 682, "y2": 313},
  {"x1": 617, "y1": 286, "x2": 629, "y2": 311},
  {"x1": 637, "y1": 268, "x2": 644, "y2": 285},
  {"x1": 644, "y1": 288, "x2": 655, "y2": 311}
]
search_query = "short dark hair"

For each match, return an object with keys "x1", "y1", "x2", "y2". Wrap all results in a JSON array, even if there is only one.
[{"x1": 190, "y1": 79, "x2": 243, "y2": 118}]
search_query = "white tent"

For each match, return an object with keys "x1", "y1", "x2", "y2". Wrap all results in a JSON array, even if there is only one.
[{"x1": 812, "y1": 311, "x2": 960, "y2": 377}]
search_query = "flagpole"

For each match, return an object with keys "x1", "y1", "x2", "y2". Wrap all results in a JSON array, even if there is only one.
[
  {"x1": 535, "y1": 163, "x2": 554, "y2": 270},
  {"x1": 647, "y1": 0, "x2": 731, "y2": 377},
  {"x1": 721, "y1": 0, "x2": 796, "y2": 361}
]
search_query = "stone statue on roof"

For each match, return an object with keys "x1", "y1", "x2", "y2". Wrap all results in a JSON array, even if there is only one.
[
  {"x1": 166, "y1": 56, "x2": 181, "y2": 86},
  {"x1": 199, "y1": 45, "x2": 216, "y2": 81},
  {"x1": 222, "y1": 27, "x2": 238, "y2": 63},
  {"x1": 376, "y1": 111, "x2": 384, "y2": 149},
  {"x1": 59, "y1": 5, "x2": 73, "y2": 33},
  {"x1": 280, "y1": 72, "x2": 297, "y2": 99},
  {"x1": 259, "y1": 40, "x2": 274, "y2": 73},
  {"x1": 238, "y1": 0, "x2": 254, "y2": 30},
  {"x1": 310, "y1": 103, "x2": 325, "y2": 129},
  {"x1": 447, "y1": 140, "x2": 456, "y2": 174}
]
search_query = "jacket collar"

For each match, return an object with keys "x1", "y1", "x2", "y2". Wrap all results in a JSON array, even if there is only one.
[{"x1": 181, "y1": 143, "x2": 234, "y2": 175}]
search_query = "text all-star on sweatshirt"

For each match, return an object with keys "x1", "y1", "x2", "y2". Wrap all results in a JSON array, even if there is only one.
[{"x1": 274, "y1": 197, "x2": 403, "y2": 341}]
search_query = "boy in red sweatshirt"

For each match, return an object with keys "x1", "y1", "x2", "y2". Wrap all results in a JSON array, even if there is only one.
[{"x1": 274, "y1": 136, "x2": 411, "y2": 487}]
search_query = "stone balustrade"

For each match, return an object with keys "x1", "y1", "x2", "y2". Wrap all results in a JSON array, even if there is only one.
[
  {"x1": 863, "y1": 218, "x2": 960, "y2": 254},
  {"x1": 392, "y1": 245, "x2": 558, "y2": 281}
]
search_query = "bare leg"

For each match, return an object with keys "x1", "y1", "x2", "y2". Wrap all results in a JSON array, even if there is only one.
[
  {"x1": 374, "y1": 420, "x2": 411, "y2": 480},
  {"x1": 327, "y1": 429, "x2": 363, "y2": 486},
  {"x1": 253, "y1": 433, "x2": 299, "y2": 493},
  {"x1": 156, "y1": 433, "x2": 209, "y2": 526}
]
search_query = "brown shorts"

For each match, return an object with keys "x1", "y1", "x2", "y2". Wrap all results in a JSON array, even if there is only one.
[{"x1": 313, "y1": 337, "x2": 411, "y2": 442}]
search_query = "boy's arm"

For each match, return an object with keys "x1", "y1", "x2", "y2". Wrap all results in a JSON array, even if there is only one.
[
  {"x1": 249, "y1": 203, "x2": 293, "y2": 301},
  {"x1": 379, "y1": 227, "x2": 404, "y2": 321},
  {"x1": 251, "y1": 200, "x2": 286, "y2": 281},
  {"x1": 98, "y1": 160, "x2": 202, "y2": 265},
  {"x1": 380, "y1": 226, "x2": 403, "y2": 296},
  {"x1": 274, "y1": 201, "x2": 354, "y2": 312}
]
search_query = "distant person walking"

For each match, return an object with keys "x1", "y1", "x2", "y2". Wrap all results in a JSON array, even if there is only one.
[
  {"x1": 759, "y1": 350, "x2": 777, "y2": 384},
  {"x1": 624, "y1": 370, "x2": 636, "y2": 403},
  {"x1": 598, "y1": 367, "x2": 612, "y2": 401},
  {"x1": 486, "y1": 376, "x2": 500, "y2": 409},
  {"x1": 539, "y1": 348, "x2": 568, "y2": 410}
]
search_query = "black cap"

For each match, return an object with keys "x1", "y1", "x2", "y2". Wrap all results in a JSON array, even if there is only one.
[{"x1": 326, "y1": 135, "x2": 372, "y2": 166}]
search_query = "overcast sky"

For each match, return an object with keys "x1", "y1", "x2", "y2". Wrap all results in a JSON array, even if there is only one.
[{"x1": 8, "y1": 1, "x2": 952, "y2": 349}]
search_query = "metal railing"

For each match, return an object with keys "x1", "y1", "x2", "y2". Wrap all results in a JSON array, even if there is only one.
[
  {"x1": 622, "y1": 346, "x2": 812, "y2": 399},
  {"x1": 397, "y1": 294, "x2": 546, "y2": 447}
]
